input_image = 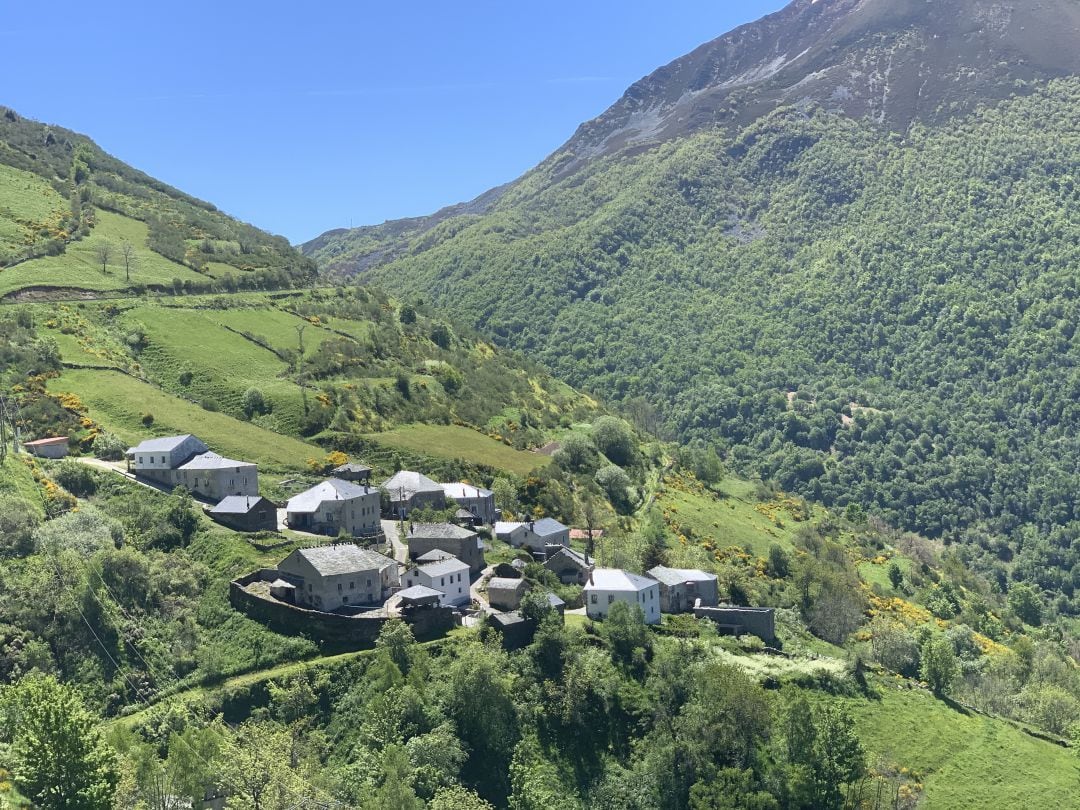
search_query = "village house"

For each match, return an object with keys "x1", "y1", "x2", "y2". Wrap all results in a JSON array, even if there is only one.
[
  {"x1": 543, "y1": 546, "x2": 594, "y2": 585},
  {"x1": 126, "y1": 435, "x2": 259, "y2": 500},
  {"x1": 441, "y1": 482, "x2": 497, "y2": 524},
  {"x1": 402, "y1": 555, "x2": 470, "y2": 606},
  {"x1": 647, "y1": 566, "x2": 720, "y2": 613},
  {"x1": 494, "y1": 521, "x2": 527, "y2": 546},
  {"x1": 23, "y1": 436, "x2": 69, "y2": 459},
  {"x1": 286, "y1": 478, "x2": 380, "y2": 537},
  {"x1": 332, "y1": 462, "x2": 372, "y2": 484},
  {"x1": 174, "y1": 452, "x2": 258, "y2": 501},
  {"x1": 487, "y1": 577, "x2": 527, "y2": 611},
  {"x1": 278, "y1": 544, "x2": 400, "y2": 610},
  {"x1": 407, "y1": 522, "x2": 484, "y2": 573},
  {"x1": 127, "y1": 434, "x2": 209, "y2": 483},
  {"x1": 382, "y1": 470, "x2": 445, "y2": 518},
  {"x1": 583, "y1": 568, "x2": 661, "y2": 624},
  {"x1": 209, "y1": 495, "x2": 278, "y2": 533},
  {"x1": 514, "y1": 518, "x2": 571, "y2": 554}
]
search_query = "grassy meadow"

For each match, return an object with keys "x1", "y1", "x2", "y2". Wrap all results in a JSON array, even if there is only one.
[
  {"x1": 364, "y1": 423, "x2": 550, "y2": 476},
  {"x1": 0, "y1": 163, "x2": 67, "y2": 257}
]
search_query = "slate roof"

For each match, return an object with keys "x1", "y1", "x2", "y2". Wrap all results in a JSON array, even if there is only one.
[
  {"x1": 383, "y1": 470, "x2": 442, "y2": 499},
  {"x1": 211, "y1": 495, "x2": 272, "y2": 514},
  {"x1": 545, "y1": 592, "x2": 566, "y2": 609},
  {"x1": 407, "y1": 522, "x2": 476, "y2": 540},
  {"x1": 416, "y1": 549, "x2": 454, "y2": 562},
  {"x1": 178, "y1": 451, "x2": 255, "y2": 471},
  {"x1": 494, "y1": 521, "x2": 525, "y2": 535},
  {"x1": 287, "y1": 478, "x2": 374, "y2": 513},
  {"x1": 547, "y1": 547, "x2": 593, "y2": 567},
  {"x1": 487, "y1": 577, "x2": 526, "y2": 592},
  {"x1": 417, "y1": 556, "x2": 469, "y2": 577},
  {"x1": 269, "y1": 578, "x2": 296, "y2": 589},
  {"x1": 288, "y1": 544, "x2": 395, "y2": 576},
  {"x1": 585, "y1": 568, "x2": 658, "y2": 592},
  {"x1": 442, "y1": 482, "x2": 494, "y2": 499},
  {"x1": 333, "y1": 462, "x2": 372, "y2": 474},
  {"x1": 647, "y1": 566, "x2": 719, "y2": 586},
  {"x1": 397, "y1": 585, "x2": 443, "y2": 601},
  {"x1": 530, "y1": 517, "x2": 568, "y2": 537},
  {"x1": 128, "y1": 434, "x2": 206, "y2": 454}
]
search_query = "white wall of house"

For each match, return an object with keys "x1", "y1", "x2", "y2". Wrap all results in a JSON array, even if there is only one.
[
  {"x1": 585, "y1": 582, "x2": 661, "y2": 624},
  {"x1": 403, "y1": 561, "x2": 470, "y2": 607}
]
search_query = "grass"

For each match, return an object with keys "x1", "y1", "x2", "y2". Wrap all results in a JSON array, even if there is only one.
[
  {"x1": 365, "y1": 423, "x2": 551, "y2": 476},
  {"x1": 195, "y1": 306, "x2": 341, "y2": 359},
  {"x1": 0, "y1": 210, "x2": 208, "y2": 297},
  {"x1": 119, "y1": 305, "x2": 306, "y2": 432},
  {"x1": 0, "y1": 163, "x2": 67, "y2": 256},
  {"x1": 829, "y1": 677, "x2": 1080, "y2": 808},
  {"x1": 48, "y1": 368, "x2": 319, "y2": 474},
  {"x1": 0, "y1": 454, "x2": 45, "y2": 515},
  {"x1": 658, "y1": 475, "x2": 812, "y2": 561}
]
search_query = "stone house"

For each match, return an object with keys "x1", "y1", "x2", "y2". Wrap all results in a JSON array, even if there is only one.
[
  {"x1": 23, "y1": 436, "x2": 69, "y2": 459},
  {"x1": 209, "y1": 495, "x2": 278, "y2": 532},
  {"x1": 583, "y1": 568, "x2": 661, "y2": 624},
  {"x1": 543, "y1": 547, "x2": 594, "y2": 585},
  {"x1": 278, "y1": 544, "x2": 400, "y2": 611},
  {"x1": 441, "y1": 482, "x2": 497, "y2": 524},
  {"x1": 499, "y1": 518, "x2": 570, "y2": 554},
  {"x1": 174, "y1": 452, "x2": 259, "y2": 501},
  {"x1": 382, "y1": 470, "x2": 445, "y2": 518},
  {"x1": 402, "y1": 555, "x2": 470, "y2": 607},
  {"x1": 487, "y1": 577, "x2": 527, "y2": 611},
  {"x1": 406, "y1": 522, "x2": 484, "y2": 574},
  {"x1": 286, "y1": 479, "x2": 381, "y2": 537},
  {"x1": 647, "y1": 566, "x2": 720, "y2": 613}
]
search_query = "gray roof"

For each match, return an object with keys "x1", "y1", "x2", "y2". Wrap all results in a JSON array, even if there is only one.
[
  {"x1": 585, "y1": 568, "x2": 658, "y2": 592},
  {"x1": 211, "y1": 495, "x2": 272, "y2": 514},
  {"x1": 398, "y1": 586, "x2": 442, "y2": 602},
  {"x1": 647, "y1": 566, "x2": 719, "y2": 586},
  {"x1": 494, "y1": 521, "x2": 525, "y2": 535},
  {"x1": 179, "y1": 451, "x2": 255, "y2": 471},
  {"x1": 333, "y1": 462, "x2": 372, "y2": 474},
  {"x1": 488, "y1": 577, "x2": 526, "y2": 592},
  {"x1": 442, "y1": 482, "x2": 494, "y2": 499},
  {"x1": 530, "y1": 517, "x2": 568, "y2": 537},
  {"x1": 408, "y1": 522, "x2": 476, "y2": 541},
  {"x1": 288, "y1": 544, "x2": 395, "y2": 576},
  {"x1": 129, "y1": 434, "x2": 205, "y2": 454},
  {"x1": 545, "y1": 592, "x2": 566, "y2": 608},
  {"x1": 547, "y1": 547, "x2": 593, "y2": 567},
  {"x1": 417, "y1": 556, "x2": 469, "y2": 577},
  {"x1": 287, "y1": 478, "x2": 374, "y2": 513},
  {"x1": 383, "y1": 470, "x2": 442, "y2": 499},
  {"x1": 417, "y1": 549, "x2": 454, "y2": 562},
  {"x1": 269, "y1": 578, "x2": 296, "y2": 589}
]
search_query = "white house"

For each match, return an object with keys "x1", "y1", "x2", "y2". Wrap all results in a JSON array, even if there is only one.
[
  {"x1": 287, "y1": 478, "x2": 381, "y2": 537},
  {"x1": 583, "y1": 569, "x2": 661, "y2": 624},
  {"x1": 402, "y1": 555, "x2": 470, "y2": 607},
  {"x1": 441, "y1": 482, "x2": 497, "y2": 524},
  {"x1": 127, "y1": 434, "x2": 208, "y2": 480},
  {"x1": 278, "y1": 544, "x2": 400, "y2": 610},
  {"x1": 382, "y1": 470, "x2": 446, "y2": 518}
]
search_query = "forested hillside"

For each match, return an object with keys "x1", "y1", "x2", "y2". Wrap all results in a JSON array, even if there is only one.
[
  {"x1": 0, "y1": 107, "x2": 315, "y2": 296},
  {"x1": 308, "y1": 78, "x2": 1080, "y2": 616}
]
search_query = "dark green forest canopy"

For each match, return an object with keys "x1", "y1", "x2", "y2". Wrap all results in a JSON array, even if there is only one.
[{"x1": 324, "y1": 80, "x2": 1080, "y2": 596}]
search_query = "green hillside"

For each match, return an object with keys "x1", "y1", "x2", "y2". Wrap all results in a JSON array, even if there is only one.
[
  {"x1": 0, "y1": 107, "x2": 315, "y2": 297},
  {"x1": 309, "y1": 79, "x2": 1080, "y2": 619}
]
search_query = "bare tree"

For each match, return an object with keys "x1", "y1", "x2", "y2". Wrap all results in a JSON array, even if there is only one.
[
  {"x1": 95, "y1": 240, "x2": 112, "y2": 274},
  {"x1": 120, "y1": 240, "x2": 136, "y2": 281}
]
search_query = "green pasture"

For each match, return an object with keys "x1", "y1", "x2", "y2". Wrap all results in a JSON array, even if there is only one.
[{"x1": 365, "y1": 423, "x2": 550, "y2": 476}]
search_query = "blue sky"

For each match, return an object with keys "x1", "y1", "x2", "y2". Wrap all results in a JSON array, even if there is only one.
[{"x1": 4, "y1": 1, "x2": 786, "y2": 243}]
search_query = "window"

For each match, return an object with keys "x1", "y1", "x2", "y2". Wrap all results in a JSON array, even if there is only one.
[
  {"x1": 607, "y1": 595, "x2": 614, "y2": 605},
  {"x1": 337, "y1": 583, "x2": 342, "y2": 591},
  {"x1": 590, "y1": 594, "x2": 597, "y2": 604},
  {"x1": 349, "y1": 581, "x2": 355, "y2": 590},
  {"x1": 366, "y1": 578, "x2": 372, "y2": 587},
  {"x1": 440, "y1": 577, "x2": 445, "y2": 586}
]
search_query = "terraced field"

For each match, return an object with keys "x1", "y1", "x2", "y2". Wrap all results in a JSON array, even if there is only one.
[{"x1": 364, "y1": 423, "x2": 551, "y2": 476}]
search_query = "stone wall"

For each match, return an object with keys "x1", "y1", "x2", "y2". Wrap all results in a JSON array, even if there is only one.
[
  {"x1": 694, "y1": 606, "x2": 776, "y2": 643},
  {"x1": 230, "y1": 570, "x2": 454, "y2": 651}
]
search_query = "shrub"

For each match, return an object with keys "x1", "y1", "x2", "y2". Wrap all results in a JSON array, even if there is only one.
[
  {"x1": 91, "y1": 431, "x2": 126, "y2": 461},
  {"x1": 53, "y1": 459, "x2": 97, "y2": 497},
  {"x1": 140, "y1": 412, "x2": 154, "y2": 426}
]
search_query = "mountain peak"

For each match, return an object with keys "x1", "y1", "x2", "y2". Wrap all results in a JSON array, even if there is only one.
[{"x1": 558, "y1": 0, "x2": 1080, "y2": 170}]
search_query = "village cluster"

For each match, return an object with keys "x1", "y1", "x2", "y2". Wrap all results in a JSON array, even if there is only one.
[{"x1": 38, "y1": 432, "x2": 773, "y2": 640}]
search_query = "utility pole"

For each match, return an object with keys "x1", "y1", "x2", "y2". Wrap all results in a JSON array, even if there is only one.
[{"x1": 296, "y1": 323, "x2": 308, "y2": 414}]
